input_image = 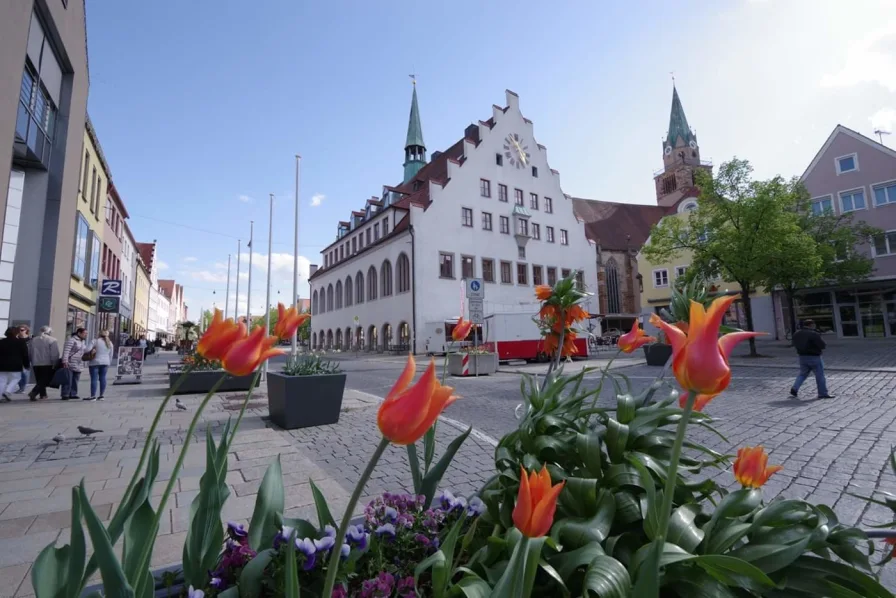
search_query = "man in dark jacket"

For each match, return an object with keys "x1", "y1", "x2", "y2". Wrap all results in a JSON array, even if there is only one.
[
  {"x1": 0, "y1": 326, "x2": 31, "y2": 402},
  {"x1": 790, "y1": 319, "x2": 833, "y2": 399}
]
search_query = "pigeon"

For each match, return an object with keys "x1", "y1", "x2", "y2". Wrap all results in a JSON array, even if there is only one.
[
  {"x1": 52, "y1": 433, "x2": 65, "y2": 444},
  {"x1": 175, "y1": 400, "x2": 187, "y2": 411},
  {"x1": 77, "y1": 425, "x2": 103, "y2": 437}
]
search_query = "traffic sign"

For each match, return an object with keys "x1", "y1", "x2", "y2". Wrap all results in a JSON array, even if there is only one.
[
  {"x1": 101, "y1": 279, "x2": 122, "y2": 296},
  {"x1": 468, "y1": 297, "x2": 484, "y2": 324},
  {"x1": 466, "y1": 278, "x2": 484, "y2": 299},
  {"x1": 98, "y1": 296, "x2": 120, "y2": 313}
]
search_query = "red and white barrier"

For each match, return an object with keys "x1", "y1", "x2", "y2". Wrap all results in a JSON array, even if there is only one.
[{"x1": 461, "y1": 353, "x2": 469, "y2": 376}]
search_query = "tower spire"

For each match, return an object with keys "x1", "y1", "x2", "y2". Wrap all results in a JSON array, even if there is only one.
[
  {"x1": 665, "y1": 84, "x2": 696, "y2": 150},
  {"x1": 403, "y1": 76, "x2": 426, "y2": 182}
]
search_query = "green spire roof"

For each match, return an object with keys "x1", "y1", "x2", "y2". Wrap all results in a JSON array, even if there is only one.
[
  {"x1": 665, "y1": 86, "x2": 695, "y2": 148},
  {"x1": 405, "y1": 84, "x2": 425, "y2": 149}
]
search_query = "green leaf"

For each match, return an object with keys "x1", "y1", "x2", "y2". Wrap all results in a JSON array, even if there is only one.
[
  {"x1": 122, "y1": 499, "x2": 155, "y2": 595},
  {"x1": 692, "y1": 555, "x2": 775, "y2": 592},
  {"x1": 279, "y1": 516, "x2": 319, "y2": 540},
  {"x1": 783, "y1": 555, "x2": 891, "y2": 598},
  {"x1": 424, "y1": 422, "x2": 437, "y2": 472},
  {"x1": 183, "y1": 438, "x2": 228, "y2": 591},
  {"x1": 664, "y1": 567, "x2": 739, "y2": 598},
  {"x1": 702, "y1": 488, "x2": 762, "y2": 541},
  {"x1": 449, "y1": 575, "x2": 492, "y2": 598},
  {"x1": 551, "y1": 489, "x2": 615, "y2": 548},
  {"x1": 79, "y1": 483, "x2": 134, "y2": 597},
  {"x1": 605, "y1": 419, "x2": 630, "y2": 463},
  {"x1": 575, "y1": 432, "x2": 603, "y2": 479},
  {"x1": 491, "y1": 536, "x2": 546, "y2": 598},
  {"x1": 406, "y1": 442, "x2": 423, "y2": 493},
  {"x1": 667, "y1": 504, "x2": 705, "y2": 553},
  {"x1": 309, "y1": 479, "x2": 336, "y2": 529},
  {"x1": 548, "y1": 542, "x2": 606, "y2": 579},
  {"x1": 616, "y1": 393, "x2": 637, "y2": 424},
  {"x1": 582, "y1": 555, "x2": 631, "y2": 598},
  {"x1": 414, "y1": 550, "x2": 447, "y2": 596},
  {"x1": 283, "y1": 528, "x2": 300, "y2": 598},
  {"x1": 630, "y1": 541, "x2": 694, "y2": 574},
  {"x1": 750, "y1": 499, "x2": 814, "y2": 530},
  {"x1": 65, "y1": 487, "x2": 86, "y2": 598},
  {"x1": 217, "y1": 588, "x2": 240, "y2": 598},
  {"x1": 627, "y1": 456, "x2": 659, "y2": 540},
  {"x1": 420, "y1": 426, "x2": 472, "y2": 506},
  {"x1": 613, "y1": 492, "x2": 642, "y2": 526},
  {"x1": 248, "y1": 457, "x2": 285, "y2": 551},
  {"x1": 704, "y1": 522, "x2": 751, "y2": 554},
  {"x1": 559, "y1": 477, "x2": 598, "y2": 517},
  {"x1": 238, "y1": 549, "x2": 275, "y2": 598},
  {"x1": 729, "y1": 536, "x2": 810, "y2": 573}
]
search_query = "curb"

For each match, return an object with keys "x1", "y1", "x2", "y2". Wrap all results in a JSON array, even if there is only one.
[
  {"x1": 730, "y1": 362, "x2": 896, "y2": 374},
  {"x1": 497, "y1": 360, "x2": 646, "y2": 376}
]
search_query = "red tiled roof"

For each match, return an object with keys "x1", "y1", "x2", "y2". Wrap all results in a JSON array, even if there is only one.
[
  {"x1": 158, "y1": 279, "x2": 174, "y2": 298},
  {"x1": 136, "y1": 242, "x2": 155, "y2": 274},
  {"x1": 571, "y1": 198, "x2": 672, "y2": 250}
]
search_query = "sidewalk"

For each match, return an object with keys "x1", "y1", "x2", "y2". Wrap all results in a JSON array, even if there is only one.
[
  {"x1": 497, "y1": 353, "x2": 644, "y2": 376},
  {"x1": 729, "y1": 338, "x2": 896, "y2": 373}
]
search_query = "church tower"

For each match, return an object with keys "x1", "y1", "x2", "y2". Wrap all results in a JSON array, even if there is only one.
[
  {"x1": 654, "y1": 85, "x2": 710, "y2": 208},
  {"x1": 403, "y1": 80, "x2": 426, "y2": 183}
]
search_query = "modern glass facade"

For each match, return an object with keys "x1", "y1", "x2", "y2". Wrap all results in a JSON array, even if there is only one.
[{"x1": 782, "y1": 285, "x2": 896, "y2": 338}]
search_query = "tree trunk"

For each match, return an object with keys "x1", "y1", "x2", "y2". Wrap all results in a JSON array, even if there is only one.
[
  {"x1": 741, "y1": 289, "x2": 759, "y2": 357},
  {"x1": 785, "y1": 289, "x2": 798, "y2": 342}
]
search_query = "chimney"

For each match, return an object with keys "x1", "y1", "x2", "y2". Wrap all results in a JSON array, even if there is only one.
[{"x1": 309, "y1": 264, "x2": 318, "y2": 277}]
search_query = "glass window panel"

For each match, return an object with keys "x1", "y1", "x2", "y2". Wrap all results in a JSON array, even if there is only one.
[
  {"x1": 874, "y1": 234, "x2": 889, "y2": 256},
  {"x1": 875, "y1": 187, "x2": 888, "y2": 206}
]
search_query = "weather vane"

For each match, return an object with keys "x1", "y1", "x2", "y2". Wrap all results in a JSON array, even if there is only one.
[
  {"x1": 670, "y1": 71, "x2": 675, "y2": 85},
  {"x1": 409, "y1": 73, "x2": 416, "y2": 86}
]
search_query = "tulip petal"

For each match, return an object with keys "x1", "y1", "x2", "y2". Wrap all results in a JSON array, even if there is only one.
[
  {"x1": 718, "y1": 331, "x2": 765, "y2": 360},
  {"x1": 385, "y1": 354, "x2": 416, "y2": 402},
  {"x1": 649, "y1": 313, "x2": 687, "y2": 354},
  {"x1": 529, "y1": 481, "x2": 564, "y2": 538},
  {"x1": 377, "y1": 360, "x2": 439, "y2": 444},
  {"x1": 512, "y1": 465, "x2": 533, "y2": 532}
]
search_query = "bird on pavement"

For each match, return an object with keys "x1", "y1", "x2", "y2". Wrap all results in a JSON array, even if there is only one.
[
  {"x1": 77, "y1": 425, "x2": 103, "y2": 437},
  {"x1": 175, "y1": 397, "x2": 187, "y2": 411},
  {"x1": 52, "y1": 433, "x2": 65, "y2": 444}
]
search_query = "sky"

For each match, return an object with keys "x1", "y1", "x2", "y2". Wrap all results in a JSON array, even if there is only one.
[{"x1": 84, "y1": 0, "x2": 896, "y2": 319}]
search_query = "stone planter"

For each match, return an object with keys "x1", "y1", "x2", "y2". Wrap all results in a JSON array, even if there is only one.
[
  {"x1": 82, "y1": 564, "x2": 182, "y2": 597},
  {"x1": 169, "y1": 370, "x2": 259, "y2": 395},
  {"x1": 447, "y1": 352, "x2": 498, "y2": 376},
  {"x1": 267, "y1": 372, "x2": 347, "y2": 429},
  {"x1": 643, "y1": 343, "x2": 673, "y2": 366}
]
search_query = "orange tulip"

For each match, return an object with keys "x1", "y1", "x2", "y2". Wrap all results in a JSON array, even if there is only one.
[
  {"x1": 512, "y1": 465, "x2": 565, "y2": 538},
  {"x1": 648, "y1": 295, "x2": 763, "y2": 395},
  {"x1": 221, "y1": 326, "x2": 285, "y2": 376},
  {"x1": 617, "y1": 319, "x2": 656, "y2": 354},
  {"x1": 733, "y1": 446, "x2": 782, "y2": 489},
  {"x1": 273, "y1": 302, "x2": 309, "y2": 340},
  {"x1": 678, "y1": 388, "x2": 718, "y2": 412},
  {"x1": 885, "y1": 537, "x2": 896, "y2": 557},
  {"x1": 377, "y1": 355, "x2": 457, "y2": 445},
  {"x1": 197, "y1": 309, "x2": 245, "y2": 361},
  {"x1": 452, "y1": 317, "x2": 473, "y2": 342},
  {"x1": 535, "y1": 285, "x2": 553, "y2": 301}
]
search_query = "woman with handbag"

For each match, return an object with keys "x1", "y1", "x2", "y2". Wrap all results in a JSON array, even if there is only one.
[
  {"x1": 60, "y1": 327, "x2": 86, "y2": 400},
  {"x1": 28, "y1": 326, "x2": 60, "y2": 401},
  {"x1": 86, "y1": 330, "x2": 113, "y2": 401}
]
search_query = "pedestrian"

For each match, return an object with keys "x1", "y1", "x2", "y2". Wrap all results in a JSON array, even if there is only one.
[
  {"x1": 15, "y1": 324, "x2": 31, "y2": 393},
  {"x1": 790, "y1": 319, "x2": 834, "y2": 399},
  {"x1": 86, "y1": 330, "x2": 113, "y2": 401},
  {"x1": 28, "y1": 326, "x2": 60, "y2": 401},
  {"x1": 0, "y1": 326, "x2": 30, "y2": 402},
  {"x1": 60, "y1": 327, "x2": 87, "y2": 400}
]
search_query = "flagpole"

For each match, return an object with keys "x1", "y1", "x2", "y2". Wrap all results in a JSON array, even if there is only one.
[
  {"x1": 292, "y1": 155, "x2": 301, "y2": 356},
  {"x1": 224, "y1": 254, "x2": 231, "y2": 320},
  {"x1": 234, "y1": 240, "x2": 241, "y2": 324},
  {"x1": 265, "y1": 194, "x2": 274, "y2": 377},
  {"x1": 246, "y1": 221, "x2": 254, "y2": 334}
]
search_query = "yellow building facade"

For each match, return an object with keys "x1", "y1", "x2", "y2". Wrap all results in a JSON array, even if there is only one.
[
  {"x1": 68, "y1": 118, "x2": 108, "y2": 336},
  {"x1": 134, "y1": 259, "x2": 150, "y2": 339}
]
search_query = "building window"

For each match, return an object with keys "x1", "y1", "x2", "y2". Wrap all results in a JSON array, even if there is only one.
[
  {"x1": 72, "y1": 214, "x2": 89, "y2": 279},
  {"x1": 514, "y1": 188, "x2": 524, "y2": 205},
  {"x1": 839, "y1": 189, "x2": 866, "y2": 213},
  {"x1": 575, "y1": 271, "x2": 584, "y2": 291},
  {"x1": 366, "y1": 229, "x2": 372, "y2": 245},
  {"x1": 381, "y1": 260, "x2": 393, "y2": 296},
  {"x1": 461, "y1": 255, "x2": 475, "y2": 279},
  {"x1": 836, "y1": 153, "x2": 858, "y2": 174},
  {"x1": 562, "y1": 268, "x2": 571, "y2": 280},
  {"x1": 81, "y1": 151, "x2": 90, "y2": 194},
  {"x1": 482, "y1": 258, "x2": 495, "y2": 283},
  {"x1": 547, "y1": 267, "x2": 557, "y2": 286},
  {"x1": 439, "y1": 252, "x2": 454, "y2": 278},
  {"x1": 345, "y1": 276, "x2": 353, "y2": 306},
  {"x1": 374, "y1": 223, "x2": 380, "y2": 240},
  {"x1": 367, "y1": 265, "x2": 378, "y2": 300},
  {"x1": 500, "y1": 261, "x2": 512, "y2": 284},
  {"x1": 532, "y1": 223, "x2": 540, "y2": 240},
  {"x1": 480, "y1": 178, "x2": 491, "y2": 197},
  {"x1": 352, "y1": 237, "x2": 357, "y2": 253},
  {"x1": 495, "y1": 153, "x2": 503, "y2": 166},
  {"x1": 335, "y1": 280, "x2": 343, "y2": 309},
  {"x1": 90, "y1": 168, "x2": 97, "y2": 213},
  {"x1": 517, "y1": 219, "x2": 529, "y2": 237},
  {"x1": 533, "y1": 265, "x2": 544, "y2": 285},
  {"x1": 560, "y1": 229, "x2": 568, "y2": 245},
  {"x1": 383, "y1": 218, "x2": 389, "y2": 235},
  {"x1": 89, "y1": 232, "x2": 101, "y2": 288},
  {"x1": 482, "y1": 212, "x2": 493, "y2": 231},
  {"x1": 811, "y1": 196, "x2": 833, "y2": 215},
  {"x1": 461, "y1": 207, "x2": 473, "y2": 227},
  {"x1": 872, "y1": 231, "x2": 896, "y2": 257},
  {"x1": 653, "y1": 269, "x2": 669, "y2": 288},
  {"x1": 498, "y1": 184, "x2": 508, "y2": 202},
  {"x1": 397, "y1": 253, "x2": 411, "y2": 293},
  {"x1": 606, "y1": 258, "x2": 621, "y2": 314},
  {"x1": 675, "y1": 265, "x2": 688, "y2": 279},
  {"x1": 356, "y1": 271, "x2": 365, "y2": 303},
  {"x1": 873, "y1": 182, "x2": 896, "y2": 207},
  {"x1": 663, "y1": 175, "x2": 678, "y2": 194},
  {"x1": 500, "y1": 216, "x2": 510, "y2": 234},
  {"x1": 517, "y1": 263, "x2": 528, "y2": 285},
  {"x1": 532, "y1": 166, "x2": 538, "y2": 177},
  {"x1": 530, "y1": 193, "x2": 539, "y2": 210},
  {"x1": 545, "y1": 197, "x2": 553, "y2": 213},
  {"x1": 518, "y1": 246, "x2": 526, "y2": 260},
  {"x1": 546, "y1": 226, "x2": 555, "y2": 243}
]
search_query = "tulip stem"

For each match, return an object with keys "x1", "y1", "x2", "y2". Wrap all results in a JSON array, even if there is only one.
[
  {"x1": 656, "y1": 390, "x2": 696, "y2": 543},
  {"x1": 322, "y1": 435, "x2": 390, "y2": 597}
]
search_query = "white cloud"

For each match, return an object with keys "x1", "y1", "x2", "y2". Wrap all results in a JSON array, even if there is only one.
[
  {"x1": 183, "y1": 256, "x2": 197, "y2": 263},
  {"x1": 238, "y1": 194, "x2": 253, "y2": 203},
  {"x1": 214, "y1": 261, "x2": 229, "y2": 270},
  {"x1": 310, "y1": 193, "x2": 325, "y2": 207},
  {"x1": 190, "y1": 270, "x2": 227, "y2": 283},
  {"x1": 821, "y1": 23, "x2": 896, "y2": 92},
  {"x1": 156, "y1": 260, "x2": 169, "y2": 271},
  {"x1": 870, "y1": 107, "x2": 896, "y2": 133}
]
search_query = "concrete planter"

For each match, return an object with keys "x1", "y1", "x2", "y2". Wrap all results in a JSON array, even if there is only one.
[
  {"x1": 169, "y1": 370, "x2": 259, "y2": 395},
  {"x1": 81, "y1": 564, "x2": 182, "y2": 597},
  {"x1": 643, "y1": 343, "x2": 673, "y2": 367},
  {"x1": 447, "y1": 352, "x2": 498, "y2": 376},
  {"x1": 267, "y1": 372, "x2": 347, "y2": 429}
]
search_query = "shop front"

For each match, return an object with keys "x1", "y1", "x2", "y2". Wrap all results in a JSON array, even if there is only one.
[{"x1": 781, "y1": 284, "x2": 896, "y2": 338}]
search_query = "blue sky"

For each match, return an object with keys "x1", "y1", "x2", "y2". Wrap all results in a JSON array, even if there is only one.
[{"x1": 85, "y1": 0, "x2": 896, "y2": 317}]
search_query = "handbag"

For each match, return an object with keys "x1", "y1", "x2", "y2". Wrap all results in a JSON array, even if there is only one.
[
  {"x1": 82, "y1": 341, "x2": 96, "y2": 362},
  {"x1": 48, "y1": 367, "x2": 68, "y2": 389}
]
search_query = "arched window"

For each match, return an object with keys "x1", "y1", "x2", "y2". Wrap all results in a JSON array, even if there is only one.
[
  {"x1": 312, "y1": 290, "x2": 318, "y2": 315},
  {"x1": 335, "y1": 328, "x2": 343, "y2": 349},
  {"x1": 397, "y1": 253, "x2": 410, "y2": 293},
  {"x1": 381, "y1": 260, "x2": 393, "y2": 296},
  {"x1": 606, "y1": 257, "x2": 621, "y2": 315},
  {"x1": 345, "y1": 276, "x2": 353, "y2": 307},
  {"x1": 356, "y1": 271, "x2": 365, "y2": 304},
  {"x1": 367, "y1": 265, "x2": 378, "y2": 301},
  {"x1": 335, "y1": 280, "x2": 343, "y2": 309},
  {"x1": 312, "y1": 331, "x2": 317, "y2": 348},
  {"x1": 327, "y1": 284, "x2": 334, "y2": 311}
]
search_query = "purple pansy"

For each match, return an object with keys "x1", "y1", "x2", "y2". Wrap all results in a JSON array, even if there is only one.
[
  {"x1": 187, "y1": 586, "x2": 204, "y2": 598},
  {"x1": 346, "y1": 524, "x2": 370, "y2": 550},
  {"x1": 274, "y1": 525, "x2": 295, "y2": 549},
  {"x1": 331, "y1": 584, "x2": 348, "y2": 598},
  {"x1": 375, "y1": 523, "x2": 396, "y2": 538},
  {"x1": 226, "y1": 521, "x2": 248, "y2": 541},
  {"x1": 384, "y1": 506, "x2": 398, "y2": 521},
  {"x1": 209, "y1": 577, "x2": 223, "y2": 589},
  {"x1": 314, "y1": 534, "x2": 336, "y2": 552},
  {"x1": 324, "y1": 524, "x2": 337, "y2": 537},
  {"x1": 340, "y1": 543, "x2": 350, "y2": 559},
  {"x1": 467, "y1": 496, "x2": 486, "y2": 517}
]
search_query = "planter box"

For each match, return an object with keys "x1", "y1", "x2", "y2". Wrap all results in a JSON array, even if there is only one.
[
  {"x1": 169, "y1": 370, "x2": 259, "y2": 395},
  {"x1": 267, "y1": 372, "x2": 347, "y2": 429},
  {"x1": 643, "y1": 343, "x2": 673, "y2": 367},
  {"x1": 447, "y1": 352, "x2": 498, "y2": 376},
  {"x1": 82, "y1": 564, "x2": 183, "y2": 597}
]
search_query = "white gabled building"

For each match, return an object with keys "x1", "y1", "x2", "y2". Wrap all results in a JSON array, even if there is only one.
[{"x1": 308, "y1": 87, "x2": 598, "y2": 353}]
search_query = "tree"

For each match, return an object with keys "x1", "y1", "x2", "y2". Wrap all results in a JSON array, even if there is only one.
[{"x1": 643, "y1": 158, "x2": 808, "y2": 357}]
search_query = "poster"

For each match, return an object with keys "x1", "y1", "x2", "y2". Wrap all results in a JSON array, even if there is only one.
[{"x1": 116, "y1": 346, "x2": 145, "y2": 381}]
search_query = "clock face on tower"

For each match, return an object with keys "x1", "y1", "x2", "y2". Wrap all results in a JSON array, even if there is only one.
[{"x1": 504, "y1": 133, "x2": 530, "y2": 169}]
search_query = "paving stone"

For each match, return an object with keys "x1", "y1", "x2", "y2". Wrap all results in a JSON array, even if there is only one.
[
  {"x1": 0, "y1": 530, "x2": 60, "y2": 567},
  {"x1": 0, "y1": 563, "x2": 31, "y2": 598},
  {"x1": 0, "y1": 517, "x2": 36, "y2": 540},
  {"x1": 0, "y1": 487, "x2": 55, "y2": 503}
]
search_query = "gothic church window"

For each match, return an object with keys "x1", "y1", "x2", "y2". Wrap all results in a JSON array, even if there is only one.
[{"x1": 606, "y1": 258, "x2": 621, "y2": 314}]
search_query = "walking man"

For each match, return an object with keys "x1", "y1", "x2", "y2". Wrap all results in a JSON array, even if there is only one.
[
  {"x1": 790, "y1": 319, "x2": 834, "y2": 399},
  {"x1": 28, "y1": 326, "x2": 59, "y2": 401}
]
